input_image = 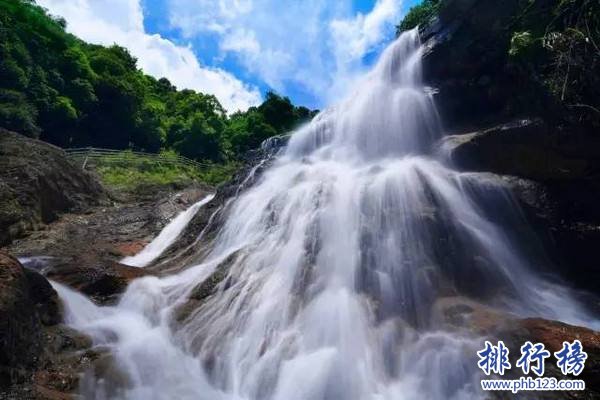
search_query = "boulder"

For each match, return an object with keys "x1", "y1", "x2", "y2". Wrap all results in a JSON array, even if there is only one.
[
  {"x1": 441, "y1": 118, "x2": 595, "y2": 181},
  {"x1": 0, "y1": 251, "x2": 61, "y2": 389},
  {"x1": 0, "y1": 130, "x2": 105, "y2": 246},
  {"x1": 46, "y1": 260, "x2": 153, "y2": 304},
  {"x1": 79, "y1": 352, "x2": 132, "y2": 399}
]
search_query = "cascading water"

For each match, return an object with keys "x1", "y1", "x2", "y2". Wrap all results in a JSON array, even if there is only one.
[
  {"x1": 54, "y1": 29, "x2": 598, "y2": 400},
  {"x1": 121, "y1": 194, "x2": 215, "y2": 268}
]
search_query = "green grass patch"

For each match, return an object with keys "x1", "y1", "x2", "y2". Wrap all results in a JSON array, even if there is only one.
[{"x1": 89, "y1": 150, "x2": 238, "y2": 191}]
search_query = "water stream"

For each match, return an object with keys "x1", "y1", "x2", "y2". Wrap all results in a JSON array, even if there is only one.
[
  {"x1": 53, "y1": 29, "x2": 598, "y2": 400},
  {"x1": 121, "y1": 194, "x2": 215, "y2": 268}
]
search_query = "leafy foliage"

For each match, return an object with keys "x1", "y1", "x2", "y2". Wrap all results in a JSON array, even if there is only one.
[
  {"x1": 509, "y1": 31, "x2": 535, "y2": 57},
  {"x1": 396, "y1": 0, "x2": 440, "y2": 35},
  {"x1": 509, "y1": 0, "x2": 600, "y2": 129},
  {"x1": 0, "y1": 0, "x2": 316, "y2": 163}
]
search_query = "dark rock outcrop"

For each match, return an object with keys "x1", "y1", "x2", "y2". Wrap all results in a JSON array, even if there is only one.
[
  {"x1": 0, "y1": 251, "x2": 61, "y2": 389},
  {"x1": 509, "y1": 177, "x2": 600, "y2": 295},
  {"x1": 0, "y1": 130, "x2": 105, "y2": 246},
  {"x1": 421, "y1": 0, "x2": 523, "y2": 130},
  {"x1": 0, "y1": 191, "x2": 183, "y2": 396},
  {"x1": 442, "y1": 118, "x2": 598, "y2": 181},
  {"x1": 437, "y1": 120, "x2": 600, "y2": 294},
  {"x1": 421, "y1": 0, "x2": 567, "y2": 131},
  {"x1": 422, "y1": 0, "x2": 600, "y2": 296}
]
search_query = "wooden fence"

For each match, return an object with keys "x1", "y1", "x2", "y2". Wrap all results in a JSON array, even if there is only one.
[{"x1": 65, "y1": 147, "x2": 218, "y2": 171}]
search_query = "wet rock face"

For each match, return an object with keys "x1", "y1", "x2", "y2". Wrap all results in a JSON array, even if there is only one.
[
  {"x1": 46, "y1": 261, "x2": 153, "y2": 305},
  {"x1": 0, "y1": 130, "x2": 105, "y2": 246},
  {"x1": 423, "y1": 0, "x2": 600, "y2": 296},
  {"x1": 421, "y1": 0, "x2": 527, "y2": 130},
  {"x1": 516, "y1": 175, "x2": 600, "y2": 295},
  {"x1": 152, "y1": 138, "x2": 287, "y2": 272},
  {"x1": 6, "y1": 183, "x2": 211, "y2": 304},
  {"x1": 439, "y1": 126, "x2": 600, "y2": 293},
  {"x1": 0, "y1": 178, "x2": 210, "y2": 397},
  {"x1": 0, "y1": 251, "x2": 61, "y2": 389},
  {"x1": 442, "y1": 118, "x2": 600, "y2": 182}
]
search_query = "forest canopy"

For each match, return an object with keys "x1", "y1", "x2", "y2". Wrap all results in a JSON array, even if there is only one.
[
  {"x1": 396, "y1": 0, "x2": 440, "y2": 34},
  {"x1": 0, "y1": 0, "x2": 317, "y2": 161}
]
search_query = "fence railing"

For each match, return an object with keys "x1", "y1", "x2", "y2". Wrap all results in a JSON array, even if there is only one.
[{"x1": 65, "y1": 147, "x2": 220, "y2": 171}]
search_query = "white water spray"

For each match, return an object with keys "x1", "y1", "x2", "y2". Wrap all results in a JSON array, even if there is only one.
[
  {"x1": 121, "y1": 194, "x2": 215, "y2": 268},
  {"x1": 56, "y1": 29, "x2": 598, "y2": 400}
]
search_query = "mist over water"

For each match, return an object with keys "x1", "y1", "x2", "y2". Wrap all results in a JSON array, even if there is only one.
[{"x1": 55, "y1": 29, "x2": 598, "y2": 400}]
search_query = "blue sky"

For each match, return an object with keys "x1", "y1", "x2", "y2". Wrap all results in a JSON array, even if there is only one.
[{"x1": 38, "y1": 0, "x2": 420, "y2": 112}]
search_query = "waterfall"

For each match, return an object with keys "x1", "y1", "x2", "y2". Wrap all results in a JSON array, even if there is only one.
[
  {"x1": 121, "y1": 194, "x2": 215, "y2": 268},
  {"x1": 55, "y1": 29, "x2": 598, "y2": 400}
]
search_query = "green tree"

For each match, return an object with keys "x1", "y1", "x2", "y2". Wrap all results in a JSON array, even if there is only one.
[
  {"x1": 173, "y1": 113, "x2": 224, "y2": 161},
  {"x1": 0, "y1": 0, "x2": 315, "y2": 161},
  {"x1": 226, "y1": 110, "x2": 278, "y2": 154},
  {"x1": 396, "y1": 0, "x2": 440, "y2": 34}
]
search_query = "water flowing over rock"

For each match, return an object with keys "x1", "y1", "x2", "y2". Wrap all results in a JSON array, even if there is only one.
[
  {"x1": 53, "y1": 29, "x2": 599, "y2": 400},
  {"x1": 121, "y1": 194, "x2": 215, "y2": 268},
  {"x1": 420, "y1": 0, "x2": 600, "y2": 297}
]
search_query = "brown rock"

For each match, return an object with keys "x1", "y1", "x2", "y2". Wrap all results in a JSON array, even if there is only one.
[
  {"x1": 33, "y1": 385, "x2": 75, "y2": 400},
  {"x1": 518, "y1": 318, "x2": 600, "y2": 354},
  {"x1": 46, "y1": 260, "x2": 153, "y2": 304},
  {"x1": 499, "y1": 318, "x2": 600, "y2": 399},
  {"x1": 433, "y1": 296, "x2": 514, "y2": 335},
  {"x1": 113, "y1": 241, "x2": 148, "y2": 257}
]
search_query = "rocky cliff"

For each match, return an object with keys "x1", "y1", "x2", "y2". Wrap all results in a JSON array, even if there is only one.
[{"x1": 421, "y1": 0, "x2": 600, "y2": 295}]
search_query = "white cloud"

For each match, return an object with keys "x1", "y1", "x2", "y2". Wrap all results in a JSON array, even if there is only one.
[
  {"x1": 36, "y1": 0, "x2": 262, "y2": 112},
  {"x1": 330, "y1": 0, "x2": 401, "y2": 62},
  {"x1": 168, "y1": 0, "x2": 402, "y2": 105}
]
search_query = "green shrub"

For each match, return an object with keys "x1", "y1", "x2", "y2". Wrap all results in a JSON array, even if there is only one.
[
  {"x1": 508, "y1": 31, "x2": 535, "y2": 58},
  {"x1": 91, "y1": 150, "x2": 237, "y2": 191}
]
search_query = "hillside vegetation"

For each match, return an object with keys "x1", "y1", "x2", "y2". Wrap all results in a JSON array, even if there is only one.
[
  {"x1": 396, "y1": 0, "x2": 440, "y2": 33},
  {"x1": 0, "y1": 0, "x2": 316, "y2": 165}
]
